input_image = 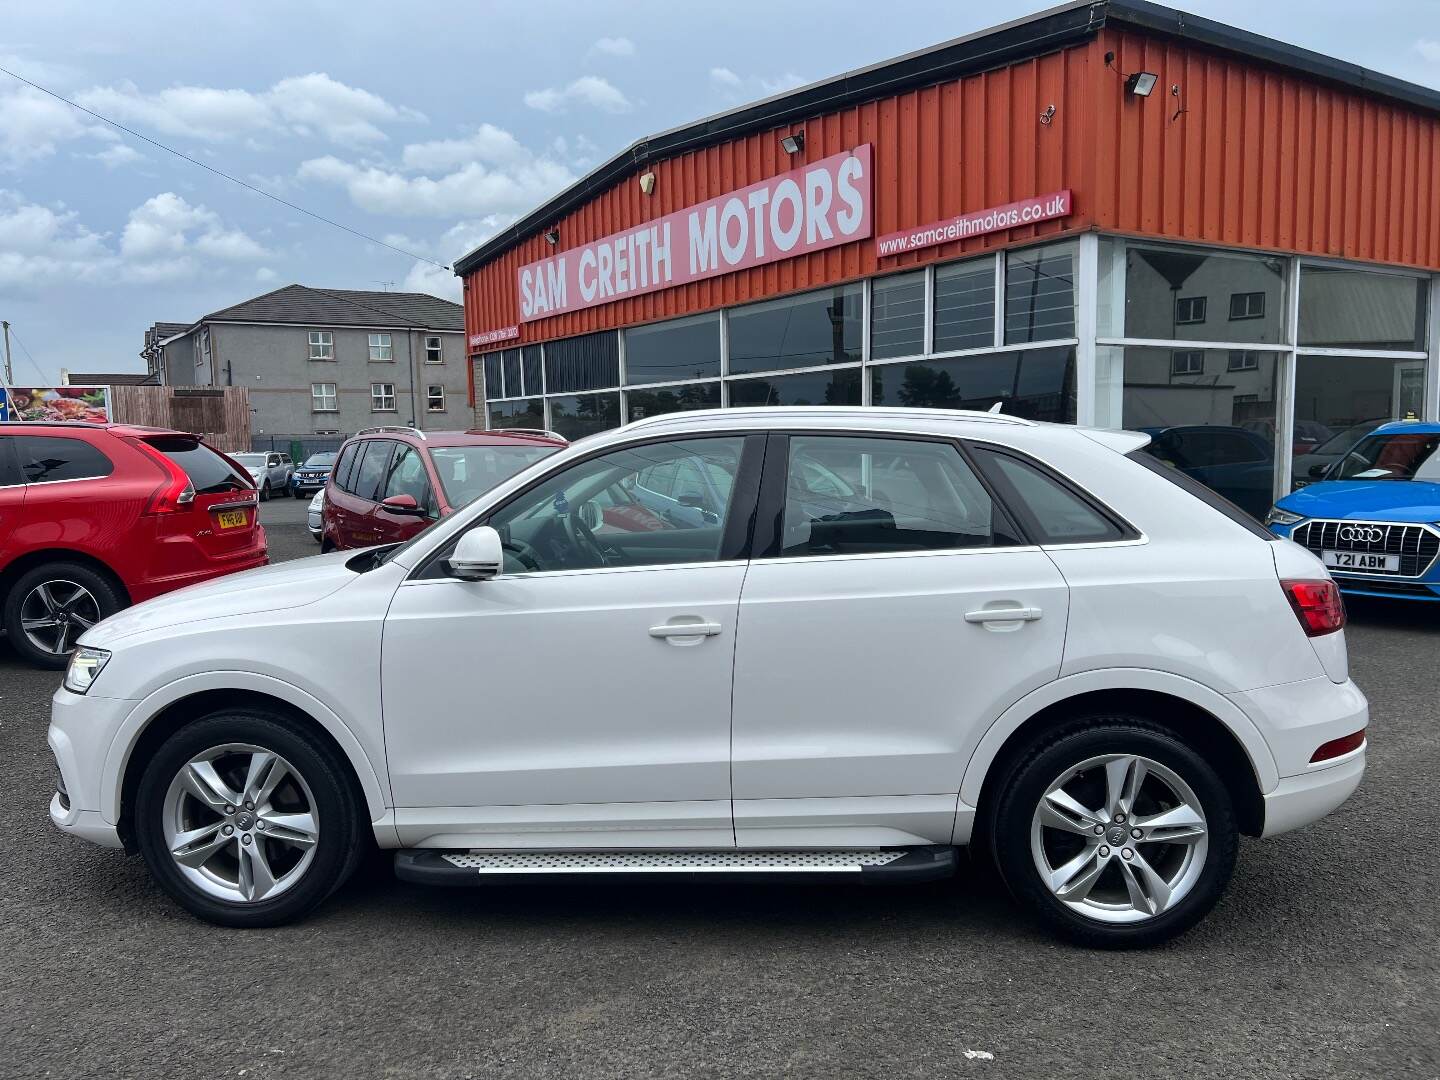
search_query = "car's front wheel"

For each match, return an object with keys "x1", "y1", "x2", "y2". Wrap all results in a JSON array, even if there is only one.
[
  {"x1": 134, "y1": 708, "x2": 365, "y2": 927},
  {"x1": 992, "y1": 718, "x2": 1237, "y2": 948},
  {"x1": 259, "y1": 481, "x2": 271, "y2": 502}
]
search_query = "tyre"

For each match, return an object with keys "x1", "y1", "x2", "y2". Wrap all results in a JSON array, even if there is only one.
[
  {"x1": 3, "y1": 561, "x2": 125, "y2": 669},
  {"x1": 134, "y1": 708, "x2": 365, "y2": 928},
  {"x1": 293, "y1": 487, "x2": 306, "y2": 499},
  {"x1": 260, "y1": 481, "x2": 271, "y2": 502},
  {"x1": 991, "y1": 717, "x2": 1237, "y2": 949}
]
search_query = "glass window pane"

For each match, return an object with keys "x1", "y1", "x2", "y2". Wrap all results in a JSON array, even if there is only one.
[
  {"x1": 382, "y1": 444, "x2": 433, "y2": 505},
  {"x1": 1294, "y1": 354, "x2": 1426, "y2": 485},
  {"x1": 729, "y1": 368, "x2": 862, "y2": 407},
  {"x1": 624, "y1": 313, "x2": 721, "y2": 384},
  {"x1": 727, "y1": 285, "x2": 862, "y2": 374},
  {"x1": 869, "y1": 347, "x2": 1076, "y2": 423},
  {"x1": 780, "y1": 435, "x2": 1013, "y2": 556},
  {"x1": 488, "y1": 398, "x2": 546, "y2": 431},
  {"x1": 522, "y1": 346, "x2": 543, "y2": 396},
  {"x1": 1118, "y1": 346, "x2": 1279, "y2": 518},
  {"x1": 545, "y1": 332, "x2": 620, "y2": 393},
  {"x1": 486, "y1": 436, "x2": 745, "y2": 571},
  {"x1": 1103, "y1": 242, "x2": 1287, "y2": 344},
  {"x1": 933, "y1": 258, "x2": 996, "y2": 352},
  {"x1": 1005, "y1": 244, "x2": 1075, "y2": 344},
  {"x1": 1299, "y1": 267, "x2": 1426, "y2": 351},
  {"x1": 972, "y1": 449, "x2": 1122, "y2": 544},
  {"x1": 483, "y1": 354, "x2": 503, "y2": 400},
  {"x1": 626, "y1": 383, "x2": 721, "y2": 421},
  {"x1": 1332, "y1": 430, "x2": 1440, "y2": 481},
  {"x1": 870, "y1": 271, "x2": 926, "y2": 359},
  {"x1": 502, "y1": 349, "x2": 522, "y2": 398},
  {"x1": 549, "y1": 392, "x2": 621, "y2": 440},
  {"x1": 16, "y1": 436, "x2": 114, "y2": 483},
  {"x1": 351, "y1": 440, "x2": 394, "y2": 502}
]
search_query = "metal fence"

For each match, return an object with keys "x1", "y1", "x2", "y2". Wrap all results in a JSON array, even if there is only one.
[{"x1": 250, "y1": 434, "x2": 348, "y2": 461}]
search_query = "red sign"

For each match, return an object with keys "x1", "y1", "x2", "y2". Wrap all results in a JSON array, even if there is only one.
[
  {"x1": 875, "y1": 190, "x2": 1072, "y2": 257},
  {"x1": 518, "y1": 145, "x2": 872, "y2": 322},
  {"x1": 470, "y1": 325, "x2": 519, "y2": 348}
]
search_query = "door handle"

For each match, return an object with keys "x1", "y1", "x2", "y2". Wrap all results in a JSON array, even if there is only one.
[
  {"x1": 649, "y1": 620, "x2": 723, "y2": 638},
  {"x1": 964, "y1": 605, "x2": 1043, "y2": 623}
]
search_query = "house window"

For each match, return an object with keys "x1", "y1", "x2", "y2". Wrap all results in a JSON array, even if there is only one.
[
  {"x1": 308, "y1": 330, "x2": 334, "y2": 359},
  {"x1": 371, "y1": 382, "x2": 396, "y2": 411},
  {"x1": 311, "y1": 382, "x2": 337, "y2": 412},
  {"x1": 1228, "y1": 350, "x2": 1260, "y2": 371},
  {"x1": 426, "y1": 385, "x2": 446, "y2": 412},
  {"x1": 425, "y1": 335, "x2": 443, "y2": 363},
  {"x1": 1174, "y1": 296, "x2": 1207, "y2": 325},
  {"x1": 1229, "y1": 292, "x2": 1266, "y2": 320},
  {"x1": 368, "y1": 332, "x2": 394, "y2": 361},
  {"x1": 1171, "y1": 350, "x2": 1205, "y2": 376}
]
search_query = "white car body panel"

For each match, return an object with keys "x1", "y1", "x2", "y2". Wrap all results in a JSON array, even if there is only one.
[{"x1": 48, "y1": 407, "x2": 1367, "y2": 858}]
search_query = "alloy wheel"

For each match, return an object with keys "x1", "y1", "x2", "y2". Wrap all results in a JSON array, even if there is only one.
[
  {"x1": 161, "y1": 743, "x2": 320, "y2": 903},
  {"x1": 1030, "y1": 753, "x2": 1209, "y2": 924},
  {"x1": 19, "y1": 579, "x2": 100, "y2": 657}
]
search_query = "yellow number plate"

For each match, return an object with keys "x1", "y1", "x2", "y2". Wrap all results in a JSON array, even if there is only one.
[{"x1": 216, "y1": 510, "x2": 248, "y2": 529}]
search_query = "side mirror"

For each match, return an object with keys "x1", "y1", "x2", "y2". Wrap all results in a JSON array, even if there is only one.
[
  {"x1": 449, "y1": 525, "x2": 503, "y2": 581},
  {"x1": 677, "y1": 492, "x2": 707, "y2": 509},
  {"x1": 1309, "y1": 464, "x2": 1327, "y2": 478},
  {"x1": 380, "y1": 493, "x2": 426, "y2": 516}
]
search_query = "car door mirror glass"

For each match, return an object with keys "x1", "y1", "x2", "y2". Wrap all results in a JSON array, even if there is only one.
[
  {"x1": 381, "y1": 493, "x2": 425, "y2": 516},
  {"x1": 449, "y1": 525, "x2": 503, "y2": 581}
]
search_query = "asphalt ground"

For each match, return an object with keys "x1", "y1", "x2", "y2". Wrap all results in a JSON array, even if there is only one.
[{"x1": 2, "y1": 495, "x2": 1437, "y2": 1079}]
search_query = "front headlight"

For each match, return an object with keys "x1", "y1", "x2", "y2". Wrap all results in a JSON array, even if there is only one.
[
  {"x1": 1265, "y1": 507, "x2": 1304, "y2": 527},
  {"x1": 63, "y1": 647, "x2": 111, "y2": 695}
]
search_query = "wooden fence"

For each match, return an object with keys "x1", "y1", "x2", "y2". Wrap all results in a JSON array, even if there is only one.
[{"x1": 108, "y1": 385, "x2": 251, "y2": 452}]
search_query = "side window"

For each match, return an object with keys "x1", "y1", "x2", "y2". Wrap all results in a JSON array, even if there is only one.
[
  {"x1": 970, "y1": 447, "x2": 1126, "y2": 545},
  {"x1": 16, "y1": 436, "x2": 114, "y2": 483},
  {"x1": 484, "y1": 436, "x2": 748, "y2": 573},
  {"x1": 350, "y1": 440, "x2": 394, "y2": 503},
  {"x1": 635, "y1": 460, "x2": 678, "y2": 497},
  {"x1": 382, "y1": 444, "x2": 433, "y2": 506},
  {"x1": 333, "y1": 443, "x2": 359, "y2": 492},
  {"x1": 779, "y1": 435, "x2": 1016, "y2": 557},
  {"x1": 0, "y1": 437, "x2": 22, "y2": 487}
]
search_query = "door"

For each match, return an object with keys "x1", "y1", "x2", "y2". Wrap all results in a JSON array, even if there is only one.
[
  {"x1": 730, "y1": 433, "x2": 1070, "y2": 847},
  {"x1": 372, "y1": 442, "x2": 432, "y2": 543},
  {"x1": 381, "y1": 433, "x2": 762, "y2": 847},
  {"x1": 338, "y1": 439, "x2": 394, "y2": 548}
]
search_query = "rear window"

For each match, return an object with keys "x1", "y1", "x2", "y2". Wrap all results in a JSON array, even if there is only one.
[
  {"x1": 1127, "y1": 450, "x2": 1276, "y2": 540},
  {"x1": 144, "y1": 437, "x2": 249, "y2": 494},
  {"x1": 16, "y1": 435, "x2": 113, "y2": 483}
]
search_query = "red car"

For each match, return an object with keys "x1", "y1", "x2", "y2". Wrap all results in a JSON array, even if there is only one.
[
  {"x1": 0, "y1": 422, "x2": 266, "y2": 667},
  {"x1": 322, "y1": 426, "x2": 567, "y2": 551}
]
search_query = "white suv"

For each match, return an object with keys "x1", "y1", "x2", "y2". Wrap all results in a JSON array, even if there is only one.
[{"x1": 48, "y1": 408, "x2": 1366, "y2": 947}]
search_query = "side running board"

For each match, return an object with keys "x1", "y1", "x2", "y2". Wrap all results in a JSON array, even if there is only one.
[{"x1": 394, "y1": 847, "x2": 957, "y2": 886}]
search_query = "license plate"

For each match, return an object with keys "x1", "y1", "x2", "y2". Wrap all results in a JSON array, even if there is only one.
[
  {"x1": 216, "y1": 510, "x2": 248, "y2": 529},
  {"x1": 1322, "y1": 549, "x2": 1398, "y2": 571}
]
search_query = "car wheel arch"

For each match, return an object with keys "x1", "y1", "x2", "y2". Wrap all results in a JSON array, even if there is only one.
[
  {"x1": 109, "y1": 675, "x2": 390, "y2": 851},
  {"x1": 0, "y1": 548, "x2": 132, "y2": 608},
  {"x1": 962, "y1": 674, "x2": 1274, "y2": 844}
]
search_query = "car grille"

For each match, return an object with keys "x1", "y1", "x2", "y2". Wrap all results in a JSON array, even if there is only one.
[{"x1": 1292, "y1": 520, "x2": 1440, "y2": 578}]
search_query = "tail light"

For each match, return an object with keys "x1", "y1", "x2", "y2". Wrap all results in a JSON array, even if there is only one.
[
  {"x1": 1310, "y1": 729, "x2": 1366, "y2": 763},
  {"x1": 131, "y1": 439, "x2": 196, "y2": 514},
  {"x1": 1282, "y1": 579, "x2": 1346, "y2": 637}
]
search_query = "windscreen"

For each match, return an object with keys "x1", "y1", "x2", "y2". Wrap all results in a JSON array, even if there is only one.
[
  {"x1": 1333, "y1": 432, "x2": 1440, "y2": 481},
  {"x1": 430, "y1": 445, "x2": 559, "y2": 507},
  {"x1": 232, "y1": 453, "x2": 266, "y2": 467},
  {"x1": 303, "y1": 452, "x2": 338, "y2": 468},
  {"x1": 145, "y1": 437, "x2": 250, "y2": 494}
]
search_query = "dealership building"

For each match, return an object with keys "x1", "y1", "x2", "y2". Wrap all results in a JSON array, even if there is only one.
[{"x1": 456, "y1": 0, "x2": 1440, "y2": 513}]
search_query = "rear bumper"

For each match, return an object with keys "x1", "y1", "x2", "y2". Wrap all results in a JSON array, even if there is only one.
[
  {"x1": 129, "y1": 538, "x2": 268, "y2": 603},
  {"x1": 1261, "y1": 750, "x2": 1365, "y2": 837}
]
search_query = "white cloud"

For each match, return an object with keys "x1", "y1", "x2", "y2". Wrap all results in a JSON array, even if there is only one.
[
  {"x1": 709, "y1": 67, "x2": 743, "y2": 91},
  {"x1": 120, "y1": 192, "x2": 269, "y2": 273},
  {"x1": 86, "y1": 143, "x2": 143, "y2": 169},
  {"x1": 255, "y1": 266, "x2": 278, "y2": 283},
  {"x1": 710, "y1": 67, "x2": 808, "y2": 102},
  {"x1": 401, "y1": 123, "x2": 528, "y2": 172},
  {"x1": 75, "y1": 72, "x2": 422, "y2": 147},
  {"x1": 300, "y1": 155, "x2": 574, "y2": 218},
  {"x1": 590, "y1": 36, "x2": 635, "y2": 58},
  {"x1": 0, "y1": 86, "x2": 115, "y2": 168},
  {"x1": 1418, "y1": 40, "x2": 1440, "y2": 64},
  {"x1": 400, "y1": 218, "x2": 510, "y2": 301},
  {"x1": 524, "y1": 75, "x2": 631, "y2": 114},
  {"x1": 402, "y1": 260, "x2": 461, "y2": 301},
  {"x1": 0, "y1": 190, "x2": 110, "y2": 285}
]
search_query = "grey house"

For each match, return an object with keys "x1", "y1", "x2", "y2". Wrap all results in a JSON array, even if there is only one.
[{"x1": 146, "y1": 285, "x2": 469, "y2": 437}]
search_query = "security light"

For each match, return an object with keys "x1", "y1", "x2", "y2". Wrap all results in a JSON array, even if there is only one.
[
  {"x1": 544, "y1": 228, "x2": 559, "y2": 246},
  {"x1": 639, "y1": 171, "x2": 656, "y2": 195},
  {"x1": 1125, "y1": 71, "x2": 1158, "y2": 97},
  {"x1": 780, "y1": 132, "x2": 805, "y2": 154}
]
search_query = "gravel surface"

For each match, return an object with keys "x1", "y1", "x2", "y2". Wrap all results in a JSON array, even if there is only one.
[{"x1": 2, "y1": 497, "x2": 1437, "y2": 1079}]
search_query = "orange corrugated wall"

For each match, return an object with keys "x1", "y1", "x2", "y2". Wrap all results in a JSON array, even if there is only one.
[{"x1": 464, "y1": 28, "x2": 1440, "y2": 400}]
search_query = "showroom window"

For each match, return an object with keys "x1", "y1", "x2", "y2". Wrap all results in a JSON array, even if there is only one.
[
  {"x1": 932, "y1": 257, "x2": 996, "y2": 352},
  {"x1": 522, "y1": 346, "x2": 543, "y2": 395},
  {"x1": 730, "y1": 368, "x2": 862, "y2": 408},
  {"x1": 546, "y1": 331, "x2": 619, "y2": 393},
  {"x1": 488, "y1": 398, "x2": 545, "y2": 431},
  {"x1": 727, "y1": 285, "x2": 862, "y2": 374},
  {"x1": 625, "y1": 312, "x2": 721, "y2": 384},
  {"x1": 627, "y1": 383, "x2": 721, "y2": 421},
  {"x1": 549, "y1": 392, "x2": 621, "y2": 440},
  {"x1": 869, "y1": 347, "x2": 1075, "y2": 423},
  {"x1": 871, "y1": 271, "x2": 926, "y2": 359},
  {"x1": 1005, "y1": 242, "x2": 1075, "y2": 344},
  {"x1": 1297, "y1": 267, "x2": 1427, "y2": 351},
  {"x1": 503, "y1": 350, "x2": 522, "y2": 399}
]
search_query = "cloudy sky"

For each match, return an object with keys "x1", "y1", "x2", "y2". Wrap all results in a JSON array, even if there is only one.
[{"x1": 2, "y1": 0, "x2": 1438, "y2": 382}]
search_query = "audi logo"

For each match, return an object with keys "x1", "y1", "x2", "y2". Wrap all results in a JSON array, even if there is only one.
[{"x1": 1339, "y1": 525, "x2": 1385, "y2": 544}]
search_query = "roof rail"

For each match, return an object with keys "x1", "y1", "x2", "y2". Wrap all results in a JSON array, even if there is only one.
[
  {"x1": 354, "y1": 425, "x2": 426, "y2": 440},
  {"x1": 469, "y1": 427, "x2": 567, "y2": 441},
  {"x1": 621, "y1": 406, "x2": 1037, "y2": 430}
]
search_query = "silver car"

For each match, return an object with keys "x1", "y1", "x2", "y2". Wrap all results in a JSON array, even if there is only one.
[
  {"x1": 307, "y1": 489, "x2": 324, "y2": 543},
  {"x1": 231, "y1": 452, "x2": 291, "y2": 501}
]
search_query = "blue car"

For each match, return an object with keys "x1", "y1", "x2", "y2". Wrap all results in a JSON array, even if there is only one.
[
  {"x1": 1267, "y1": 420, "x2": 1440, "y2": 601},
  {"x1": 289, "y1": 451, "x2": 338, "y2": 498}
]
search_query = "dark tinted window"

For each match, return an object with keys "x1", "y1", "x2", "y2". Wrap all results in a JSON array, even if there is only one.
[
  {"x1": 0, "y1": 437, "x2": 21, "y2": 487},
  {"x1": 483, "y1": 353, "x2": 504, "y2": 400},
  {"x1": 971, "y1": 448, "x2": 1124, "y2": 544},
  {"x1": 522, "y1": 346, "x2": 543, "y2": 395},
  {"x1": 17, "y1": 436, "x2": 113, "y2": 483},
  {"x1": 350, "y1": 440, "x2": 394, "y2": 502},
  {"x1": 1005, "y1": 244, "x2": 1075, "y2": 344},
  {"x1": 624, "y1": 313, "x2": 721, "y2": 383},
  {"x1": 729, "y1": 368, "x2": 862, "y2": 408},
  {"x1": 502, "y1": 350, "x2": 522, "y2": 399},
  {"x1": 545, "y1": 332, "x2": 619, "y2": 393},
  {"x1": 334, "y1": 443, "x2": 360, "y2": 491},
  {"x1": 626, "y1": 383, "x2": 721, "y2": 421},
  {"x1": 780, "y1": 435, "x2": 1017, "y2": 556},
  {"x1": 727, "y1": 285, "x2": 863, "y2": 374},
  {"x1": 1127, "y1": 451, "x2": 1275, "y2": 539},
  {"x1": 144, "y1": 437, "x2": 248, "y2": 494},
  {"x1": 933, "y1": 258, "x2": 995, "y2": 352},
  {"x1": 869, "y1": 347, "x2": 1076, "y2": 423},
  {"x1": 870, "y1": 271, "x2": 925, "y2": 359},
  {"x1": 488, "y1": 398, "x2": 546, "y2": 430},
  {"x1": 549, "y1": 393, "x2": 621, "y2": 440}
]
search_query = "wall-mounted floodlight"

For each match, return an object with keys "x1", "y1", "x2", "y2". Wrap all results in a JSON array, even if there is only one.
[
  {"x1": 638, "y1": 171, "x2": 656, "y2": 195},
  {"x1": 1125, "y1": 71, "x2": 1158, "y2": 97},
  {"x1": 780, "y1": 132, "x2": 805, "y2": 154},
  {"x1": 544, "y1": 228, "x2": 560, "y2": 246}
]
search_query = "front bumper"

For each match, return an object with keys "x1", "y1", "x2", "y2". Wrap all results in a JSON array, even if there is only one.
[
  {"x1": 48, "y1": 689, "x2": 133, "y2": 849},
  {"x1": 1268, "y1": 521, "x2": 1440, "y2": 600}
]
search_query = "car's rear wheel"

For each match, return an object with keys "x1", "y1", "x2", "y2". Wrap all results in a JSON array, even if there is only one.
[
  {"x1": 992, "y1": 718, "x2": 1237, "y2": 948},
  {"x1": 293, "y1": 487, "x2": 306, "y2": 499},
  {"x1": 3, "y1": 561, "x2": 125, "y2": 668},
  {"x1": 134, "y1": 709, "x2": 365, "y2": 927}
]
